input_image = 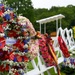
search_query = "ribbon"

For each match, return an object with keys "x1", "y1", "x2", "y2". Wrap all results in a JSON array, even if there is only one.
[{"x1": 46, "y1": 35, "x2": 61, "y2": 75}]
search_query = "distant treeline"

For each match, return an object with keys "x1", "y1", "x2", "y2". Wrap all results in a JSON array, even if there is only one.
[{"x1": 34, "y1": 5, "x2": 75, "y2": 34}]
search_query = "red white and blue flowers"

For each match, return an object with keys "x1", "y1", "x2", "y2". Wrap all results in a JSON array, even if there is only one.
[{"x1": 0, "y1": 4, "x2": 39, "y2": 75}]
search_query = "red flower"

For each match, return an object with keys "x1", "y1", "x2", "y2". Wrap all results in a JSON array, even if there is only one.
[
  {"x1": 10, "y1": 12, "x2": 14, "y2": 19},
  {"x1": 4, "y1": 52, "x2": 9, "y2": 59},
  {"x1": 5, "y1": 64, "x2": 9, "y2": 71},
  {"x1": 0, "y1": 25, "x2": 4, "y2": 33},
  {"x1": 23, "y1": 56, "x2": 29, "y2": 62},
  {"x1": 15, "y1": 72, "x2": 19, "y2": 75},
  {"x1": 0, "y1": 37, "x2": 5, "y2": 49},
  {"x1": 8, "y1": 30, "x2": 18, "y2": 37},
  {"x1": 0, "y1": 65, "x2": 5, "y2": 72},
  {"x1": 1, "y1": 51, "x2": 8, "y2": 60},
  {"x1": 16, "y1": 55, "x2": 22, "y2": 62},
  {"x1": 0, "y1": 10, "x2": 3, "y2": 16},
  {"x1": 0, "y1": 50, "x2": 8, "y2": 60},
  {"x1": 2, "y1": 21, "x2": 8, "y2": 27},
  {"x1": 13, "y1": 40, "x2": 21, "y2": 47},
  {"x1": 9, "y1": 53, "x2": 14, "y2": 60},
  {"x1": 13, "y1": 40, "x2": 24, "y2": 51}
]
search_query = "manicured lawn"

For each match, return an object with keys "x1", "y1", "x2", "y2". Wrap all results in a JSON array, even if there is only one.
[{"x1": 43, "y1": 67, "x2": 66, "y2": 75}]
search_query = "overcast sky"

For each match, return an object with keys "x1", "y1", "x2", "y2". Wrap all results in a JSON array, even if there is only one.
[
  {"x1": 0, "y1": 0, "x2": 75, "y2": 9},
  {"x1": 31, "y1": 0, "x2": 75, "y2": 9}
]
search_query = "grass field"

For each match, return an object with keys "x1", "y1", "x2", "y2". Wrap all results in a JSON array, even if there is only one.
[{"x1": 44, "y1": 68, "x2": 66, "y2": 75}]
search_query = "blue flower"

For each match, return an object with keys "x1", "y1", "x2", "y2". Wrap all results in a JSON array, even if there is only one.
[
  {"x1": 9, "y1": 8, "x2": 13, "y2": 11},
  {"x1": 4, "y1": 14, "x2": 11, "y2": 21},
  {"x1": 64, "y1": 58, "x2": 66, "y2": 63},
  {"x1": 21, "y1": 72, "x2": 24, "y2": 75},
  {"x1": 5, "y1": 7, "x2": 13, "y2": 11},
  {"x1": 4, "y1": 35, "x2": 7, "y2": 38},
  {"x1": 19, "y1": 72, "x2": 24, "y2": 75},
  {"x1": 13, "y1": 57, "x2": 17, "y2": 62},
  {"x1": 23, "y1": 40, "x2": 27, "y2": 44},
  {"x1": 0, "y1": 4, "x2": 4, "y2": 6},
  {"x1": 24, "y1": 49, "x2": 28, "y2": 53},
  {"x1": 0, "y1": 4, "x2": 4, "y2": 11}
]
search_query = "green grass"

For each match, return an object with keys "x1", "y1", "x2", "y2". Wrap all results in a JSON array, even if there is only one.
[{"x1": 42, "y1": 67, "x2": 66, "y2": 75}]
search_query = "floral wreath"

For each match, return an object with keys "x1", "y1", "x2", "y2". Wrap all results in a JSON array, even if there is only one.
[
  {"x1": 39, "y1": 34, "x2": 56, "y2": 67},
  {"x1": 0, "y1": 4, "x2": 39, "y2": 75},
  {"x1": 58, "y1": 36, "x2": 70, "y2": 58}
]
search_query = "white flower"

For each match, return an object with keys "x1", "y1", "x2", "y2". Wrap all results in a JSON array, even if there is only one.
[
  {"x1": 23, "y1": 44, "x2": 28, "y2": 48},
  {"x1": 17, "y1": 63, "x2": 19, "y2": 66},
  {"x1": 17, "y1": 36, "x2": 23, "y2": 39},
  {"x1": 7, "y1": 59, "x2": 9, "y2": 62},
  {"x1": 72, "y1": 51, "x2": 75, "y2": 54},
  {"x1": 9, "y1": 61, "x2": 13, "y2": 65},
  {"x1": 3, "y1": 46, "x2": 8, "y2": 51},
  {"x1": 0, "y1": 33, "x2": 5, "y2": 37},
  {"x1": 9, "y1": 70, "x2": 13, "y2": 74},
  {"x1": 22, "y1": 53, "x2": 24, "y2": 56},
  {"x1": 70, "y1": 53, "x2": 73, "y2": 56},
  {"x1": 14, "y1": 62, "x2": 17, "y2": 66}
]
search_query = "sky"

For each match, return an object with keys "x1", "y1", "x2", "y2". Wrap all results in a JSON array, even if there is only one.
[
  {"x1": 31, "y1": 0, "x2": 75, "y2": 9},
  {"x1": 0, "y1": 0, "x2": 75, "y2": 9}
]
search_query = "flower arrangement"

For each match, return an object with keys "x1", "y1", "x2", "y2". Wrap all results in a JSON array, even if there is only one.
[
  {"x1": 0, "y1": 4, "x2": 39, "y2": 75},
  {"x1": 61, "y1": 57, "x2": 75, "y2": 75},
  {"x1": 39, "y1": 34, "x2": 56, "y2": 67},
  {"x1": 58, "y1": 36, "x2": 70, "y2": 58}
]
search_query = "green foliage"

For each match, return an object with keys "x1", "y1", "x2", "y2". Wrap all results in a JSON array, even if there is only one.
[
  {"x1": 61, "y1": 66, "x2": 75, "y2": 75},
  {"x1": 0, "y1": 17, "x2": 3, "y2": 24},
  {"x1": 0, "y1": 72, "x2": 8, "y2": 75},
  {"x1": 34, "y1": 5, "x2": 75, "y2": 34}
]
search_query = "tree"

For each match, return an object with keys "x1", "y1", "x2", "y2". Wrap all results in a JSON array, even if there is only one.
[
  {"x1": 34, "y1": 5, "x2": 75, "y2": 33},
  {"x1": 2, "y1": 0, "x2": 35, "y2": 23}
]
